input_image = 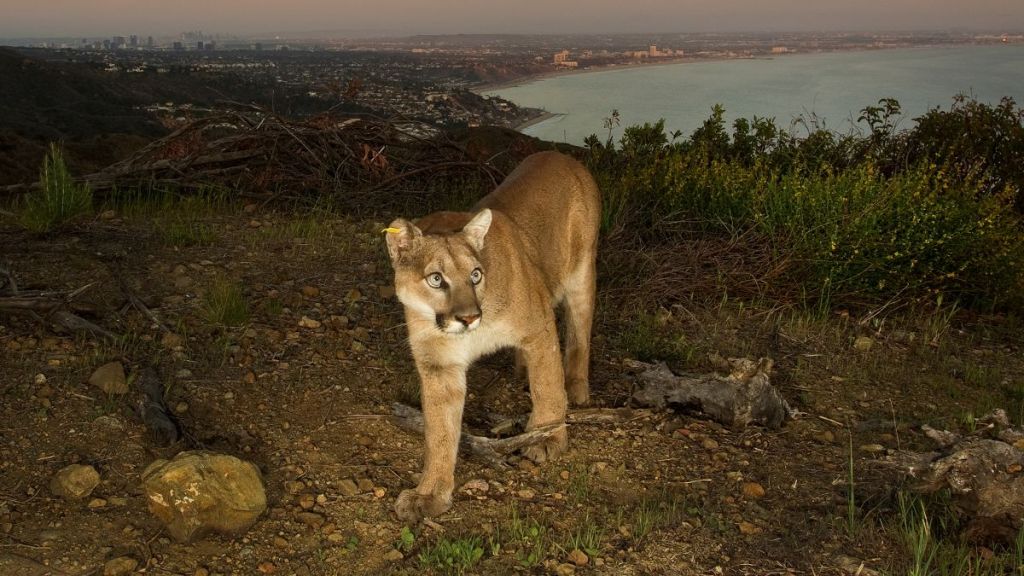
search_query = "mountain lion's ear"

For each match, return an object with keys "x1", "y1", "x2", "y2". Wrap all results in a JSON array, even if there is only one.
[
  {"x1": 384, "y1": 218, "x2": 422, "y2": 264},
  {"x1": 462, "y1": 209, "x2": 492, "y2": 252}
]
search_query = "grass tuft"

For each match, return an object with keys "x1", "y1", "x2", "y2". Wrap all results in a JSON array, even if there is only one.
[
  {"x1": 203, "y1": 277, "x2": 249, "y2": 327},
  {"x1": 17, "y1": 143, "x2": 93, "y2": 233}
]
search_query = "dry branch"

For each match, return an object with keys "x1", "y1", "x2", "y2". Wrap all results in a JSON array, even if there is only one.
[
  {"x1": 628, "y1": 357, "x2": 793, "y2": 429},
  {"x1": 2, "y1": 109, "x2": 508, "y2": 211},
  {"x1": 883, "y1": 409, "x2": 1024, "y2": 543},
  {"x1": 0, "y1": 267, "x2": 119, "y2": 341},
  {"x1": 390, "y1": 403, "x2": 565, "y2": 469}
]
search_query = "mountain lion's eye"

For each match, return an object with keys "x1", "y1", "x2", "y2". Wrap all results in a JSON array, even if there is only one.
[
  {"x1": 470, "y1": 268, "x2": 483, "y2": 285},
  {"x1": 426, "y1": 273, "x2": 444, "y2": 289}
]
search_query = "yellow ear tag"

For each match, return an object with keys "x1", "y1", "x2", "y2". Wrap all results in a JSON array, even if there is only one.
[{"x1": 381, "y1": 227, "x2": 401, "y2": 234}]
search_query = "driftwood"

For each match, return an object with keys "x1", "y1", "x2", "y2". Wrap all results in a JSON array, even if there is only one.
[
  {"x1": 628, "y1": 357, "x2": 792, "y2": 429},
  {"x1": 884, "y1": 409, "x2": 1024, "y2": 543}
]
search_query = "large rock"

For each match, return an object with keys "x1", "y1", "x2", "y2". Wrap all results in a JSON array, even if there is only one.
[
  {"x1": 50, "y1": 464, "x2": 100, "y2": 500},
  {"x1": 142, "y1": 451, "x2": 266, "y2": 542},
  {"x1": 89, "y1": 361, "x2": 128, "y2": 395}
]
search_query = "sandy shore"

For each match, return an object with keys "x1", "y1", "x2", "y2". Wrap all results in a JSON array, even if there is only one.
[{"x1": 514, "y1": 111, "x2": 561, "y2": 131}]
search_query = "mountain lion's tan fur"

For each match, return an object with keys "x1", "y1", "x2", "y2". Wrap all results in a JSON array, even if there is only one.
[{"x1": 385, "y1": 151, "x2": 600, "y2": 522}]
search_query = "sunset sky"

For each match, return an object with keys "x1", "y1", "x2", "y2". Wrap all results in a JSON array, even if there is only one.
[{"x1": 2, "y1": 0, "x2": 1023, "y2": 38}]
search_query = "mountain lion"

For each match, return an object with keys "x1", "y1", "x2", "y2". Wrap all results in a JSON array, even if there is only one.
[{"x1": 385, "y1": 151, "x2": 600, "y2": 523}]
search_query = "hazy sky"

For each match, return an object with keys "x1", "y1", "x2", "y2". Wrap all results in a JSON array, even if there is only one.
[{"x1": 2, "y1": 0, "x2": 1023, "y2": 38}]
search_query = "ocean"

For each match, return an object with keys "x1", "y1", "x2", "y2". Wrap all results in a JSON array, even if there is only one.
[{"x1": 483, "y1": 45, "x2": 1024, "y2": 145}]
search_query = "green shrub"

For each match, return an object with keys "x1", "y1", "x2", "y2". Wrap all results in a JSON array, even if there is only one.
[
  {"x1": 17, "y1": 143, "x2": 92, "y2": 232},
  {"x1": 586, "y1": 97, "x2": 1024, "y2": 312},
  {"x1": 203, "y1": 277, "x2": 249, "y2": 327}
]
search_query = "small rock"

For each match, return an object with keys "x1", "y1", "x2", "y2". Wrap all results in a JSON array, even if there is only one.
[
  {"x1": 142, "y1": 451, "x2": 267, "y2": 542},
  {"x1": 702, "y1": 438, "x2": 720, "y2": 450},
  {"x1": 853, "y1": 336, "x2": 874, "y2": 352},
  {"x1": 173, "y1": 275, "x2": 193, "y2": 291},
  {"x1": 89, "y1": 362, "x2": 128, "y2": 395},
  {"x1": 316, "y1": 493, "x2": 328, "y2": 505},
  {"x1": 100, "y1": 209, "x2": 117, "y2": 220},
  {"x1": 337, "y1": 479, "x2": 359, "y2": 497},
  {"x1": 297, "y1": 493, "x2": 316, "y2": 510},
  {"x1": 296, "y1": 512, "x2": 325, "y2": 529},
  {"x1": 738, "y1": 521, "x2": 761, "y2": 535},
  {"x1": 815, "y1": 430, "x2": 835, "y2": 444},
  {"x1": 298, "y1": 316, "x2": 322, "y2": 329},
  {"x1": 175, "y1": 368, "x2": 193, "y2": 379},
  {"x1": 859, "y1": 444, "x2": 886, "y2": 454},
  {"x1": 460, "y1": 479, "x2": 489, "y2": 494},
  {"x1": 301, "y1": 285, "x2": 320, "y2": 298},
  {"x1": 383, "y1": 549, "x2": 404, "y2": 562},
  {"x1": 175, "y1": 402, "x2": 189, "y2": 414},
  {"x1": 568, "y1": 549, "x2": 589, "y2": 566},
  {"x1": 161, "y1": 333, "x2": 184, "y2": 350},
  {"x1": 103, "y1": 556, "x2": 138, "y2": 576},
  {"x1": 88, "y1": 497, "x2": 108, "y2": 509},
  {"x1": 356, "y1": 478, "x2": 374, "y2": 492},
  {"x1": 258, "y1": 561, "x2": 276, "y2": 573},
  {"x1": 345, "y1": 288, "x2": 362, "y2": 302},
  {"x1": 273, "y1": 536, "x2": 289, "y2": 549},
  {"x1": 50, "y1": 464, "x2": 100, "y2": 500},
  {"x1": 555, "y1": 562, "x2": 576, "y2": 576},
  {"x1": 741, "y1": 482, "x2": 766, "y2": 499},
  {"x1": 517, "y1": 489, "x2": 535, "y2": 500},
  {"x1": 33, "y1": 373, "x2": 47, "y2": 385}
]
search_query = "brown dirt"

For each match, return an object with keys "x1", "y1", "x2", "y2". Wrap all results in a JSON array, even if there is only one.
[{"x1": 1, "y1": 203, "x2": 1022, "y2": 576}]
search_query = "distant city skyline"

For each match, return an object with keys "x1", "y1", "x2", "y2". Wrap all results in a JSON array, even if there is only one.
[{"x1": 1, "y1": 0, "x2": 1023, "y2": 39}]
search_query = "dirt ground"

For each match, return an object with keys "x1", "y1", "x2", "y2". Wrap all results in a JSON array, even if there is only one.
[{"x1": 1, "y1": 202, "x2": 1022, "y2": 576}]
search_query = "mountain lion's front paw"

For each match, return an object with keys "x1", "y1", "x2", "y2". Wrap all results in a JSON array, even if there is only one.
[
  {"x1": 394, "y1": 489, "x2": 451, "y2": 524},
  {"x1": 522, "y1": 427, "x2": 568, "y2": 464}
]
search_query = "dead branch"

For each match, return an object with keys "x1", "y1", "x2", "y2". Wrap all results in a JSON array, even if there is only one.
[
  {"x1": 390, "y1": 403, "x2": 565, "y2": 469},
  {"x1": 882, "y1": 409, "x2": 1024, "y2": 544},
  {"x1": 0, "y1": 267, "x2": 119, "y2": 342},
  {"x1": 627, "y1": 357, "x2": 792, "y2": 429}
]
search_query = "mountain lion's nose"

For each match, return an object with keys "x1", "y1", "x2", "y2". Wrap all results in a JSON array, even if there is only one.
[{"x1": 455, "y1": 313, "x2": 480, "y2": 326}]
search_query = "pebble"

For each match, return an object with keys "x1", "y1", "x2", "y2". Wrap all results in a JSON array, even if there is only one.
[
  {"x1": 853, "y1": 336, "x2": 874, "y2": 351},
  {"x1": 175, "y1": 402, "x2": 189, "y2": 414},
  {"x1": 815, "y1": 430, "x2": 835, "y2": 444},
  {"x1": 383, "y1": 549, "x2": 404, "y2": 562},
  {"x1": 460, "y1": 479, "x2": 489, "y2": 494},
  {"x1": 296, "y1": 512, "x2": 325, "y2": 529},
  {"x1": 859, "y1": 444, "x2": 885, "y2": 454},
  {"x1": 301, "y1": 286, "x2": 320, "y2": 298},
  {"x1": 273, "y1": 536, "x2": 289, "y2": 549},
  {"x1": 88, "y1": 362, "x2": 128, "y2": 395},
  {"x1": 356, "y1": 478, "x2": 375, "y2": 492},
  {"x1": 702, "y1": 438, "x2": 720, "y2": 450},
  {"x1": 738, "y1": 521, "x2": 762, "y2": 535},
  {"x1": 741, "y1": 482, "x2": 766, "y2": 499},
  {"x1": 517, "y1": 489, "x2": 535, "y2": 500},
  {"x1": 50, "y1": 464, "x2": 100, "y2": 500},
  {"x1": 88, "y1": 497, "x2": 108, "y2": 509},
  {"x1": 34, "y1": 373, "x2": 47, "y2": 385},
  {"x1": 258, "y1": 561, "x2": 276, "y2": 573},
  {"x1": 297, "y1": 493, "x2": 316, "y2": 510},
  {"x1": 298, "y1": 316, "x2": 322, "y2": 329},
  {"x1": 103, "y1": 556, "x2": 138, "y2": 576},
  {"x1": 338, "y1": 478, "x2": 359, "y2": 497},
  {"x1": 568, "y1": 549, "x2": 589, "y2": 566},
  {"x1": 555, "y1": 563, "x2": 576, "y2": 576}
]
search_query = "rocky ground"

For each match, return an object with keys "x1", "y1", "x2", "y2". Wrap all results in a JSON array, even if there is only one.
[{"x1": 1, "y1": 200, "x2": 1023, "y2": 575}]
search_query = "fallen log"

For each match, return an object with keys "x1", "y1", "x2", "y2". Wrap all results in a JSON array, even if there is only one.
[
  {"x1": 627, "y1": 357, "x2": 793, "y2": 429},
  {"x1": 883, "y1": 409, "x2": 1024, "y2": 543}
]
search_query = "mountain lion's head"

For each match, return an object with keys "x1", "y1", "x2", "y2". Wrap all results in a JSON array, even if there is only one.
[{"x1": 385, "y1": 209, "x2": 492, "y2": 335}]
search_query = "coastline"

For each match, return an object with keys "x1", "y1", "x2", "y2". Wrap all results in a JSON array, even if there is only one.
[{"x1": 474, "y1": 56, "x2": 700, "y2": 93}]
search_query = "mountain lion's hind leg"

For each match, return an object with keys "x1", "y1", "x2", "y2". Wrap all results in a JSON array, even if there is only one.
[{"x1": 562, "y1": 257, "x2": 596, "y2": 406}]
